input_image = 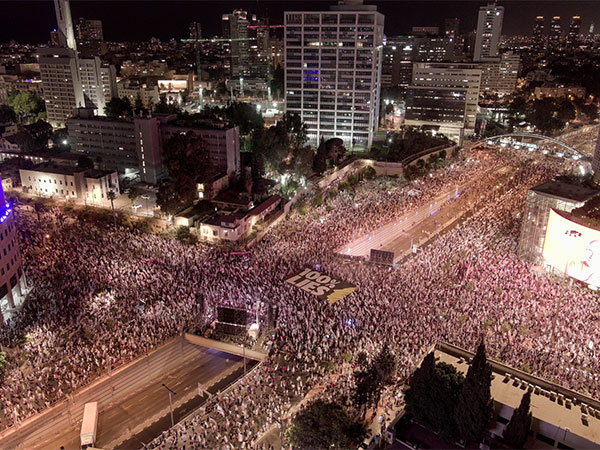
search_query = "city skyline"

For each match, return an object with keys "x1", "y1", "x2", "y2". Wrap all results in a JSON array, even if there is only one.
[{"x1": 1, "y1": 0, "x2": 599, "y2": 43}]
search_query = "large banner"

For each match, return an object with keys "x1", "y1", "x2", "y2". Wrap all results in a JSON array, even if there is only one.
[
  {"x1": 286, "y1": 268, "x2": 356, "y2": 304},
  {"x1": 543, "y1": 209, "x2": 600, "y2": 286}
]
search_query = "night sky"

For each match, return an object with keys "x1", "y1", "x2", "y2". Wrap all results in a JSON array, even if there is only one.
[{"x1": 1, "y1": 0, "x2": 599, "y2": 43}]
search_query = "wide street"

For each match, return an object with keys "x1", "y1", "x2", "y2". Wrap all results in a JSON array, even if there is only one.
[
  {"x1": 1, "y1": 345, "x2": 254, "y2": 450},
  {"x1": 339, "y1": 165, "x2": 515, "y2": 263}
]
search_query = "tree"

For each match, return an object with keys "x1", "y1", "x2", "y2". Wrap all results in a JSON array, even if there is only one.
[
  {"x1": 156, "y1": 131, "x2": 211, "y2": 215},
  {"x1": 25, "y1": 120, "x2": 53, "y2": 148},
  {"x1": 33, "y1": 201, "x2": 44, "y2": 223},
  {"x1": 175, "y1": 225, "x2": 197, "y2": 244},
  {"x1": 128, "y1": 186, "x2": 140, "y2": 204},
  {"x1": 351, "y1": 345, "x2": 396, "y2": 415},
  {"x1": 503, "y1": 391, "x2": 532, "y2": 449},
  {"x1": 285, "y1": 400, "x2": 366, "y2": 450},
  {"x1": 291, "y1": 146, "x2": 315, "y2": 178},
  {"x1": 313, "y1": 138, "x2": 328, "y2": 174},
  {"x1": 455, "y1": 339, "x2": 494, "y2": 444},
  {"x1": 77, "y1": 155, "x2": 94, "y2": 169},
  {"x1": 0, "y1": 351, "x2": 7, "y2": 375},
  {"x1": 107, "y1": 190, "x2": 117, "y2": 227},
  {"x1": 281, "y1": 112, "x2": 308, "y2": 150},
  {"x1": 134, "y1": 94, "x2": 144, "y2": 111},
  {"x1": 154, "y1": 94, "x2": 181, "y2": 114},
  {"x1": 104, "y1": 97, "x2": 132, "y2": 118},
  {"x1": 8, "y1": 91, "x2": 45, "y2": 124},
  {"x1": 0, "y1": 105, "x2": 16, "y2": 124},
  {"x1": 555, "y1": 98, "x2": 576, "y2": 124},
  {"x1": 405, "y1": 352, "x2": 464, "y2": 442},
  {"x1": 325, "y1": 138, "x2": 347, "y2": 166},
  {"x1": 180, "y1": 88, "x2": 190, "y2": 103}
]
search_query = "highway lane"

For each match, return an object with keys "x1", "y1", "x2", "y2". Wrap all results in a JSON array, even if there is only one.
[
  {"x1": 338, "y1": 165, "x2": 512, "y2": 262},
  {"x1": 10, "y1": 347, "x2": 246, "y2": 450}
]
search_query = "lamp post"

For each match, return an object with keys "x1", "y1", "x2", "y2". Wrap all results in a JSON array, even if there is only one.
[
  {"x1": 242, "y1": 344, "x2": 246, "y2": 375},
  {"x1": 162, "y1": 383, "x2": 177, "y2": 427}
]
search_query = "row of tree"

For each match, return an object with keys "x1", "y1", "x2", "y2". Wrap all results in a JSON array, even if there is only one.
[{"x1": 405, "y1": 340, "x2": 532, "y2": 448}]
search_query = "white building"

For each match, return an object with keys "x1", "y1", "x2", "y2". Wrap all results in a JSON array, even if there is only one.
[
  {"x1": 284, "y1": 0, "x2": 384, "y2": 150},
  {"x1": 38, "y1": 47, "x2": 85, "y2": 128},
  {"x1": 405, "y1": 62, "x2": 481, "y2": 138},
  {"x1": 20, "y1": 164, "x2": 119, "y2": 206},
  {"x1": 67, "y1": 111, "x2": 241, "y2": 184},
  {"x1": 78, "y1": 57, "x2": 117, "y2": 114},
  {"x1": 474, "y1": 3, "x2": 504, "y2": 61},
  {"x1": 117, "y1": 80, "x2": 160, "y2": 109},
  {"x1": 479, "y1": 52, "x2": 520, "y2": 96}
]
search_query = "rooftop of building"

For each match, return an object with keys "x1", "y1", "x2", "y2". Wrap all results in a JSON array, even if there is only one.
[
  {"x1": 21, "y1": 163, "x2": 86, "y2": 176},
  {"x1": 435, "y1": 342, "x2": 600, "y2": 446},
  {"x1": 21, "y1": 163, "x2": 115, "y2": 178},
  {"x1": 530, "y1": 180, "x2": 599, "y2": 203},
  {"x1": 84, "y1": 169, "x2": 116, "y2": 179}
]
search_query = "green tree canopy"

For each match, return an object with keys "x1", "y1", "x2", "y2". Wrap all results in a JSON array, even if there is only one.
[
  {"x1": 154, "y1": 94, "x2": 181, "y2": 114},
  {"x1": 405, "y1": 352, "x2": 465, "y2": 442},
  {"x1": 503, "y1": 390, "x2": 532, "y2": 449},
  {"x1": 104, "y1": 97, "x2": 133, "y2": 118},
  {"x1": 455, "y1": 339, "x2": 494, "y2": 444},
  {"x1": 156, "y1": 131, "x2": 211, "y2": 215},
  {"x1": 8, "y1": 91, "x2": 45, "y2": 124},
  {"x1": 285, "y1": 400, "x2": 366, "y2": 450},
  {"x1": 312, "y1": 138, "x2": 328, "y2": 174},
  {"x1": 352, "y1": 344, "x2": 397, "y2": 415}
]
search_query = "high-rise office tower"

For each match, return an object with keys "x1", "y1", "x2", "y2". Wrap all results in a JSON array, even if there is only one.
[
  {"x1": 550, "y1": 16, "x2": 562, "y2": 42},
  {"x1": 567, "y1": 16, "x2": 581, "y2": 45},
  {"x1": 533, "y1": 16, "x2": 545, "y2": 39},
  {"x1": 76, "y1": 18, "x2": 103, "y2": 41},
  {"x1": 473, "y1": 3, "x2": 504, "y2": 61},
  {"x1": 284, "y1": 0, "x2": 384, "y2": 149},
  {"x1": 189, "y1": 21, "x2": 202, "y2": 40},
  {"x1": 76, "y1": 17, "x2": 105, "y2": 56},
  {"x1": 405, "y1": 62, "x2": 481, "y2": 139},
  {"x1": 222, "y1": 10, "x2": 251, "y2": 78}
]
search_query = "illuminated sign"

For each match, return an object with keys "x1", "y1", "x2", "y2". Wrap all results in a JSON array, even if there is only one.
[{"x1": 542, "y1": 209, "x2": 600, "y2": 286}]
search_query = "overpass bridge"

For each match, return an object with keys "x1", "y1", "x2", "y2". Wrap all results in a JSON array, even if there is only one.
[{"x1": 470, "y1": 132, "x2": 591, "y2": 163}]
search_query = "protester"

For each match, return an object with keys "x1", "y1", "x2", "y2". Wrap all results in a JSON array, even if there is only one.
[{"x1": 1, "y1": 149, "x2": 596, "y2": 450}]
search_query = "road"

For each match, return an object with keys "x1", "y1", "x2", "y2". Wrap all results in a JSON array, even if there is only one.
[
  {"x1": 338, "y1": 165, "x2": 515, "y2": 264},
  {"x1": 12, "y1": 347, "x2": 254, "y2": 450}
]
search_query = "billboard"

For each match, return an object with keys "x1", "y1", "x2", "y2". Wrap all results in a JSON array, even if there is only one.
[
  {"x1": 542, "y1": 209, "x2": 600, "y2": 286},
  {"x1": 286, "y1": 268, "x2": 356, "y2": 304}
]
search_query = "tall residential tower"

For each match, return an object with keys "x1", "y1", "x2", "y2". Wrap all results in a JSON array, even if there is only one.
[
  {"x1": 474, "y1": 3, "x2": 504, "y2": 61},
  {"x1": 284, "y1": 0, "x2": 384, "y2": 149}
]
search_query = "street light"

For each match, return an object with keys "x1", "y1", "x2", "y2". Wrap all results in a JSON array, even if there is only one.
[{"x1": 162, "y1": 383, "x2": 177, "y2": 427}]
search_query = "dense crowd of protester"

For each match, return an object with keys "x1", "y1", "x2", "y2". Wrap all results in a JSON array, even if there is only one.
[{"x1": 0, "y1": 148, "x2": 597, "y2": 450}]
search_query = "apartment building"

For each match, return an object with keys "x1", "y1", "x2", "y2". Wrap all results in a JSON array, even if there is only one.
[{"x1": 284, "y1": 0, "x2": 384, "y2": 149}]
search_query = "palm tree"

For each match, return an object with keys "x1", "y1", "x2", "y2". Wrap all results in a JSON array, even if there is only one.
[
  {"x1": 33, "y1": 201, "x2": 44, "y2": 223},
  {"x1": 107, "y1": 190, "x2": 116, "y2": 228}
]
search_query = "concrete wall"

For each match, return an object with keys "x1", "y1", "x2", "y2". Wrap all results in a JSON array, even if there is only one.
[{"x1": 184, "y1": 333, "x2": 266, "y2": 361}]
